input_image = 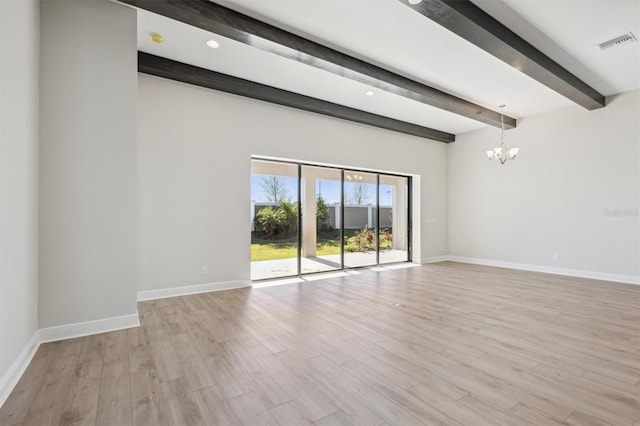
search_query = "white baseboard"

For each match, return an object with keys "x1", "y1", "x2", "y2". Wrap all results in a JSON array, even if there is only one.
[
  {"x1": 421, "y1": 256, "x2": 450, "y2": 264},
  {"x1": 39, "y1": 313, "x2": 140, "y2": 344},
  {"x1": 445, "y1": 256, "x2": 640, "y2": 285},
  {"x1": 0, "y1": 331, "x2": 40, "y2": 408},
  {"x1": 137, "y1": 280, "x2": 251, "y2": 302}
]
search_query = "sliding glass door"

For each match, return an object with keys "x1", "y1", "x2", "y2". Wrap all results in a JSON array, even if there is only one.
[
  {"x1": 251, "y1": 158, "x2": 411, "y2": 280},
  {"x1": 301, "y1": 166, "x2": 342, "y2": 274},
  {"x1": 343, "y1": 171, "x2": 378, "y2": 268},
  {"x1": 379, "y1": 175, "x2": 410, "y2": 264},
  {"x1": 250, "y1": 160, "x2": 299, "y2": 280}
]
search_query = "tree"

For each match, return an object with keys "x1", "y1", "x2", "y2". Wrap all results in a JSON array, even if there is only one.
[
  {"x1": 350, "y1": 183, "x2": 370, "y2": 205},
  {"x1": 261, "y1": 176, "x2": 288, "y2": 204},
  {"x1": 316, "y1": 195, "x2": 331, "y2": 232}
]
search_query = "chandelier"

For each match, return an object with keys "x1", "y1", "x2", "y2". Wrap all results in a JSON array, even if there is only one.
[{"x1": 486, "y1": 105, "x2": 519, "y2": 164}]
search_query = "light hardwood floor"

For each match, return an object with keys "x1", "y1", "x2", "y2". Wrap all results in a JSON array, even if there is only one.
[{"x1": 1, "y1": 262, "x2": 639, "y2": 425}]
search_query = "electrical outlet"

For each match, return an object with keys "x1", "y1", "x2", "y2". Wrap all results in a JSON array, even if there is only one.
[{"x1": 201, "y1": 266, "x2": 208, "y2": 275}]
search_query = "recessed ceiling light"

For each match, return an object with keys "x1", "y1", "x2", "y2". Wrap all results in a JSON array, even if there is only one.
[
  {"x1": 150, "y1": 33, "x2": 164, "y2": 44},
  {"x1": 408, "y1": 0, "x2": 422, "y2": 4},
  {"x1": 365, "y1": 91, "x2": 374, "y2": 96},
  {"x1": 206, "y1": 39, "x2": 220, "y2": 49}
]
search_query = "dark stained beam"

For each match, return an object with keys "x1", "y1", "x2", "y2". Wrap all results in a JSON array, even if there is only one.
[
  {"x1": 120, "y1": 0, "x2": 515, "y2": 129},
  {"x1": 138, "y1": 52, "x2": 455, "y2": 143},
  {"x1": 400, "y1": 0, "x2": 605, "y2": 110}
]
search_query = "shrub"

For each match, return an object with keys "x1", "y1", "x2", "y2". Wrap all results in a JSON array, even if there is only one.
[
  {"x1": 344, "y1": 226, "x2": 393, "y2": 252},
  {"x1": 278, "y1": 199, "x2": 298, "y2": 237},
  {"x1": 381, "y1": 228, "x2": 392, "y2": 245},
  {"x1": 256, "y1": 206, "x2": 285, "y2": 238},
  {"x1": 345, "y1": 225, "x2": 376, "y2": 252}
]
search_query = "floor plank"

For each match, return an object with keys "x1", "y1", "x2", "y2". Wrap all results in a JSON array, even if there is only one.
[
  {"x1": 129, "y1": 368, "x2": 168, "y2": 426},
  {"x1": 21, "y1": 349, "x2": 80, "y2": 426},
  {"x1": 95, "y1": 361, "x2": 131, "y2": 426},
  {"x1": 159, "y1": 377, "x2": 206, "y2": 426},
  {"x1": 228, "y1": 391, "x2": 279, "y2": 426},
  {"x1": 59, "y1": 360, "x2": 102, "y2": 426}
]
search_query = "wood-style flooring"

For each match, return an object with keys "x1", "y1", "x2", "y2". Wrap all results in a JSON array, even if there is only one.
[{"x1": 1, "y1": 262, "x2": 639, "y2": 425}]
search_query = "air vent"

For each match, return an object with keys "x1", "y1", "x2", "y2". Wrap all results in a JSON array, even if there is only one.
[{"x1": 598, "y1": 32, "x2": 637, "y2": 50}]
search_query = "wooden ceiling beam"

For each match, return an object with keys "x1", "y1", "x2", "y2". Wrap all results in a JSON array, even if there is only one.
[{"x1": 139, "y1": 52, "x2": 456, "y2": 142}]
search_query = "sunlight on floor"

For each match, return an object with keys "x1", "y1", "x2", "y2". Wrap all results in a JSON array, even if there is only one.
[{"x1": 251, "y1": 262, "x2": 419, "y2": 289}]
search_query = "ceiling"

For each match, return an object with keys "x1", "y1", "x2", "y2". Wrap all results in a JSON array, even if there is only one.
[{"x1": 130, "y1": 0, "x2": 639, "y2": 139}]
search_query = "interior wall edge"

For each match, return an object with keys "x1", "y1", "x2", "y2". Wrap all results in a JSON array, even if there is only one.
[
  {"x1": 0, "y1": 331, "x2": 40, "y2": 409},
  {"x1": 0, "y1": 0, "x2": 40, "y2": 407}
]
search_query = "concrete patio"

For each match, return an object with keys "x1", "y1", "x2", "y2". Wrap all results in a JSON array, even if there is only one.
[{"x1": 251, "y1": 249, "x2": 408, "y2": 280}]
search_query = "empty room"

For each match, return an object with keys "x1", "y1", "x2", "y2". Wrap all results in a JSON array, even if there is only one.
[{"x1": 1, "y1": 0, "x2": 639, "y2": 425}]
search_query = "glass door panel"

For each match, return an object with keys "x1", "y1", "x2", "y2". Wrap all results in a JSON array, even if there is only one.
[
  {"x1": 301, "y1": 166, "x2": 342, "y2": 274},
  {"x1": 250, "y1": 159, "x2": 299, "y2": 280},
  {"x1": 343, "y1": 171, "x2": 378, "y2": 268},
  {"x1": 379, "y1": 175, "x2": 409, "y2": 264}
]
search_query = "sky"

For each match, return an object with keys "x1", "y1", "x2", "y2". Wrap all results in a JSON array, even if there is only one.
[{"x1": 250, "y1": 175, "x2": 394, "y2": 206}]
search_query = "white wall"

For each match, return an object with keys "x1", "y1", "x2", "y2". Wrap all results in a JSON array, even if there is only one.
[
  {"x1": 39, "y1": 0, "x2": 138, "y2": 328},
  {"x1": 0, "y1": 0, "x2": 40, "y2": 401},
  {"x1": 449, "y1": 90, "x2": 640, "y2": 281},
  {"x1": 138, "y1": 74, "x2": 448, "y2": 292}
]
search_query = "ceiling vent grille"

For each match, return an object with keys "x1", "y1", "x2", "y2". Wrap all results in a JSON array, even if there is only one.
[{"x1": 598, "y1": 32, "x2": 637, "y2": 50}]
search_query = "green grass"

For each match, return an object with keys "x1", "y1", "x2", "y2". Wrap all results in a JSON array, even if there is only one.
[
  {"x1": 251, "y1": 229, "x2": 391, "y2": 262},
  {"x1": 251, "y1": 233, "x2": 341, "y2": 261},
  {"x1": 251, "y1": 239, "x2": 298, "y2": 261}
]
